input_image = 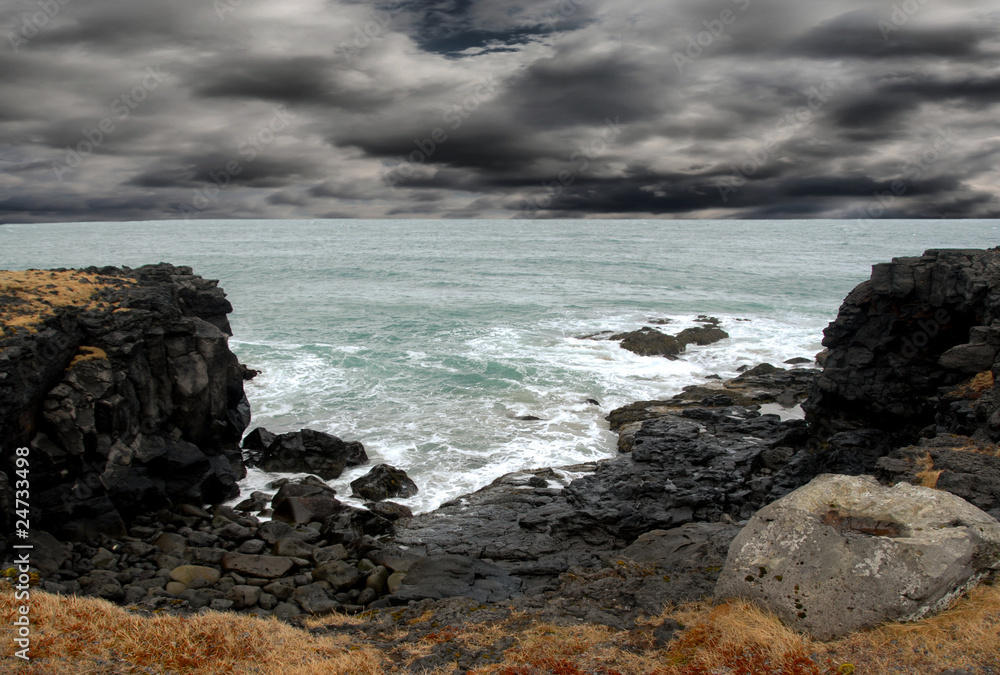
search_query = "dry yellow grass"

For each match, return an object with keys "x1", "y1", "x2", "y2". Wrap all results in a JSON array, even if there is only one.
[
  {"x1": 2, "y1": 580, "x2": 997, "y2": 675},
  {"x1": 0, "y1": 590, "x2": 388, "y2": 675},
  {"x1": 915, "y1": 451, "x2": 944, "y2": 489},
  {"x1": 0, "y1": 270, "x2": 132, "y2": 333},
  {"x1": 947, "y1": 370, "x2": 995, "y2": 400},
  {"x1": 69, "y1": 346, "x2": 109, "y2": 368}
]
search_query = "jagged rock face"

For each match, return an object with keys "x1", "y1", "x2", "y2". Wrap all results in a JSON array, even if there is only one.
[
  {"x1": 0, "y1": 264, "x2": 250, "y2": 541},
  {"x1": 715, "y1": 474, "x2": 1000, "y2": 641},
  {"x1": 804, "y1": 248, "x2": 1000, "y2": 436}
]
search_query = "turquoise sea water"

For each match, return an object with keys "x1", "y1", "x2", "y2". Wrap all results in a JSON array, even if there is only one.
[{"x1": 1, "y1": 219, "x2": 997, "y2": 511}]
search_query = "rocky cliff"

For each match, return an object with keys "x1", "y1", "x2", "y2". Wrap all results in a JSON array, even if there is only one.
[
  {"x1": 0, "y1": 264, "x2": 250, "y2": 546},
  {"x1": 805, "y1": 248, "x2": 1000, "y2": 438}
]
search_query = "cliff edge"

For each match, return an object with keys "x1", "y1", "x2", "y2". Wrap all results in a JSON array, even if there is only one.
[{"x1": 0, "y1": 264, "x2": 250, "y2": 546}]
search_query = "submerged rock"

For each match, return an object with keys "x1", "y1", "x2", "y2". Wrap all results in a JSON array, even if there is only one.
[
  {"x1": 611, "y1": 327, "x2": 684, "y2": 358},
  {"x1": 715, "y1": 474, "x2": 1000, "y2": 641}
]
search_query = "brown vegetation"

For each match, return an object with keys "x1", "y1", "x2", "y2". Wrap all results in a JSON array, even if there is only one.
[
  {"x1": 2, "y1": 580, "x2": 997, "y2": 674},
  {"x1": 0, "y1": 270, "x2": 131, "y2": 334}
]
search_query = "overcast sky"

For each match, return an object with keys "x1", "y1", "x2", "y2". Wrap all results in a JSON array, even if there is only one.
[{"x1": 0, "y1": 0, "x2": 998, "y2": 222}]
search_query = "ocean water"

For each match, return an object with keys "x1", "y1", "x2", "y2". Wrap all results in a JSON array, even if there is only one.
[{"x1": 1, "y1": 219, "x2": 997, "y2": 513}]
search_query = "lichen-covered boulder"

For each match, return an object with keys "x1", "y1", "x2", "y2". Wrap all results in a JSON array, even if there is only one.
[{"x1": 715, "y1": 474, "x2": 1000, "y2": 641}]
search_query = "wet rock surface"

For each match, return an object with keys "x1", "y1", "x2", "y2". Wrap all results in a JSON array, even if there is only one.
[
  {"x1": 252, "y1": 428, "x2": 367, "y2": 480},
  {"x1": 389, "y1": 404, "x2": 852, "y2": 597},
  {"x1": 351, "y1": 463, "x2": 419, "y2": 501}
]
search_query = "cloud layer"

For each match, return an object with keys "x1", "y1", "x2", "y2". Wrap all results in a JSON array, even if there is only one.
[{"x1": 1, "y1": 0, "x2": 998, "y2": 222}]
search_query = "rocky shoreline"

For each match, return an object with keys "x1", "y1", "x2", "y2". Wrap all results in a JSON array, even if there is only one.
[{"x1": 3, "y1": 250, "x2": 1000, "y2": 656}]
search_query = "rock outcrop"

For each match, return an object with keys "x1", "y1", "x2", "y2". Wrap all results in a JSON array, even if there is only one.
[
  {"x1": 715, "y1": 474, "x2": 1000, "y2": 640},
  {"x1": 876, "y1": 434, "x2": 1000, "y2": 520},
  {"x1": 390, "y1": 405, "x2": 819, "y2": 592},
  {"x1": 608, "y1": 322, "x2": 730, "y2": 359},
  {"x1": 805, "y1": 248, "x2": 1000, "y2": 437},
  {"x1": 607, "y1": 364, "x2": 818, "y2": 452},
  {"x1": 251, "y1": 428, "x2": 368, "y2": 480},
  {"x1": 0, "y1": 265, "x2": 250, "y2": 543},
  {"x1": 351, "y1": 464, "x2": 418, "y2": 501}
]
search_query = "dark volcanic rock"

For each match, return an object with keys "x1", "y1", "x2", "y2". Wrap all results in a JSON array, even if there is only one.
[
  {"x1": 611, "y1": 327, "x2": 684, "y2": 358},
  {"x1": 272, "y1": 495, "x2": 345, "y2": 525},
  {"x1": 365, "y1": 501, "x2": 413, "y2": 521},
  {"x1": 392, "y1": 407, "x2": 821, "y2": 590},
  {"x1": 256, "y1": 429, "x2": 367, "y2": 480},
  {"x1": 350, "y1": 464, "x2": 418, "y2": 501},
  {"x1": 804, "y1": 248, "x2": 1000, "y2": 437},
  {"x1": 675, "y1": 325, "x2": 729, "y2": 347},
  {"x1": 610, "y1": 323, "x2": 729, "y2": 360},
  {"x1": 241, "y1": 427, "x2": 276, "y2": 465},
  {"x1": 877, "y1": 436, "x2": 1000, "y2": 519},
  {"x1": 515, "y1": 522, "x2": 741, "y2": 629},
  {"x1": 606, "y1": 366, "x2": 818, "y2": 452},
  {"x1": 0, "y1": 264, "x2": 250, "y2": 540},
  {"x1": 394, "y1": 554, "x2": 522, "y2": 603},
  {"x1": 564, "y1": 409, "x2": 804, "y2": 537}
]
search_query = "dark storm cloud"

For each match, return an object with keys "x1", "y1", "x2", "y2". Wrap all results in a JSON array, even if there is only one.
[
  {"x1": 1, "y1": 0, "x2": 998, "y2": 223},
  {"x1": 190, "y1": 57, "x2": 339, "y2": 104},
  {"x1": 787, "y1": 10, "x2": 988, "y2": 60}
]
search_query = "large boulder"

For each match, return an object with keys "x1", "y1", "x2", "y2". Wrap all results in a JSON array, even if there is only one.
[
  {"x1": 256, "y1": 429, "x2": 367, "y2": 479},
  {"x1": 221, "y1": 552, "x2": 296, "y2": 579},
  {"x1": 350, "y1": 464, "x2": 418, "y2": 501},
  {"x1": 272, "y1": 495, "x2": 345, "y2": 524},
  {"x1": 675, "y1": 325, "x2": 729, "y2": 347},
  {"x1": 715, "y1": 474, "x2": 1000, "y2": 641},
  {"x1": 610, "y1": 327, "x2": 684, "y2": 358},
  {"x1": 241, "y1": 427, "x2": 276, "y2": 464}
]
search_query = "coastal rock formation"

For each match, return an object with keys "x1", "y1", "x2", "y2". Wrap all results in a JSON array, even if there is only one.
[
  {"x1": 609, "y1": 322, "x2": 730, "y2": 359},
  {"x1": 804, "y1": 248, "x2": 1000, "y2": 437},
  {"x1": 513, "y1": 522, "x2": 741, "y2": 629},
  {"x1": 350, "y1": 464, "x2": 419, "y2": 501},
  {"x1": 876, "y1": 435, "x2": 1000, "y2": 520},
  {"x1": 715, "y1": 474, "x2": 1000, "y2": 641},
  {"x1": 394, "y1": 554, "x2": 522, "y2": 603},
  {"x1": 607, "y1": 364, "x2": 817, "y2": 453},
  {"x1": 610, "y1": 327, "x2": 684, "y2": 358},
  {"x1": 253, "y1": 428, "x2": 367, "y2": 480},
  {"x1": 0, "y1": 265, "x2": 250, "y2": 542},
  {"x1": 390, "y1": 406, "x2": 819, "y2": 592}
]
